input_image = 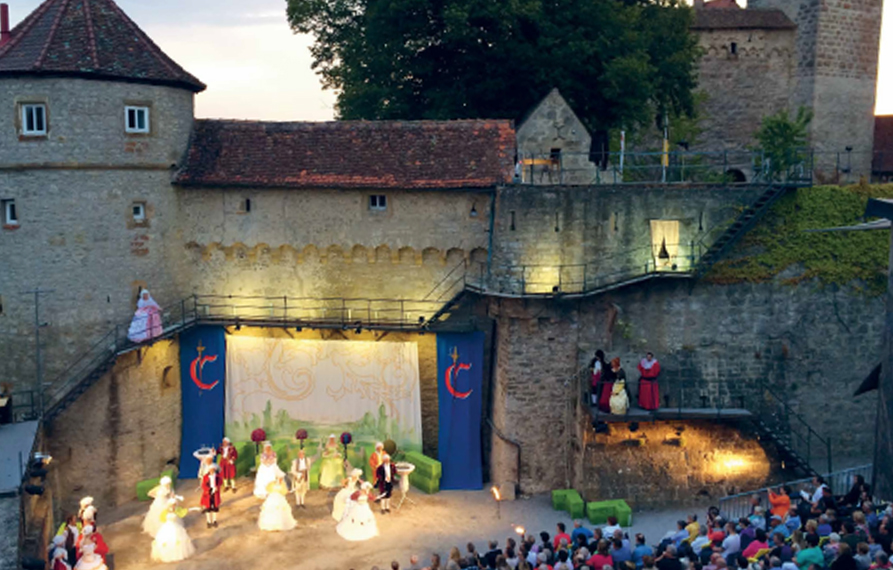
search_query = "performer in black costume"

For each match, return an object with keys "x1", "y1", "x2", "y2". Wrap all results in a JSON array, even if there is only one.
[{"x1": 374, "y1": 454, "x2": 397, "y2": 514}]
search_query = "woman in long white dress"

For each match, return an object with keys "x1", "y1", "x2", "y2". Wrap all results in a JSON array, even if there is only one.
[
  {"x1": 258, "y1": 473, "x2": 297, "y2": 532},
  {"x1": 127, "y1": 290, "x2": 163, "y2": 343},
  {"x1": 150, "y1": 499, "x2": 195, "y2": 563},
  {"x1": 332, "y1": 468, "x2": 364, "y2": 522},
  {"x1": 318, "y1": 434, "x2": 346, "y2": 490},
  {"x1": 336, "y1": 482, "x2": 379, "y2": 542},
  {"x1": 142, "y1": 476, "x2": 175, "y2": 537},
  {"x1": 74, "y1": 544, "x2": 108, "y2": 570},
  {"x1": 253, "y1": 442, "x2": 282, "y2": 499}
]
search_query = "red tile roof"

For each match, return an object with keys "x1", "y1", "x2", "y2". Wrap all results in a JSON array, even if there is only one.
[
  {"x1": 691, "y1": 8, "x2": 796, "y2": 30},
  {"x1": 0, "y1": 0, "x2": 204, "y2": 92},
  {"x1": 874, "y1": 116, "x2": 893, "y2": 174},
  {"x1": 174, "y1": 120, "x2": 517, "y2": 190}
]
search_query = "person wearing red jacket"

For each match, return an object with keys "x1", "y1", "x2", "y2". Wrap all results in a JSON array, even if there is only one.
[
  {"x1": 75, "y1": 525, "x2": 109, "y2": 562},
  {"x1": 217, "y1": 437, "x2": 238, "y2": 492},
  {"x1": 637, "y1": 352, "x2": 661, "y2": 411},
  {"x1": 201, "y1": 463, "x2": 223, "y2": 529},
  {"x1": 51, "y1": 545, "x2": 71, "y2": 570}
]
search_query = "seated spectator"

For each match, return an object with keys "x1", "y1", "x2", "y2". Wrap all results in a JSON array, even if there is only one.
[
  {"x1": 686, "y1": 516, "x2": 702, "y2": 544},
  {"x1": 804, "y1": 520, "x2": 819, "y2": 542},
  {"x1": 573, "y1": 521, "x2": 596, "y2": 546},
  {"x1": 787, "y1": 512, "x2": 803, "y2": 534},
  {"x1": 842, "y1": 476, "x2": 871, "y2": 508},
  {"x1": 505, "y1": 547, "x2": 519, "y2": 569},
  {"x1": 861, "y1": 503, "x2": 880, "y2": 534},
  {"x1": 871, "y1": 552, "x2": 892, "y2": 570},
  {"x1": 668, "y1": 521, "x2": 691, "y2": 549},
  {"x1": 824, "y1": 533, "x2": 842, "y2": 564},
  {"x1": 643, "y1": 555, "x2": 657, "y2": 570},
  {"x1": 554, "y1": 523, "x2": 571, "y2": 550},
  {"x1": 484, "y1": 541, "x2": 501, "y2": 569},
  {"x1": 842, "y1": 522, "x2": 867, "y2": 552},
  {"x1": 720, "y1": 523, "x2": 742, "y2": 563},
  {"x1": 750, "y1": 507, "x2": 768, "y2": 532},
  {"x1": 540, "y1": 532, "x2": 551, "y2": 553},
  {"x1": 587, "y1": 540, "x2": 614, "y2": 570},
  {"x1": 446, "y1": 547, "x2": 463, "y2": 570},
  {"x1": 656, "y1": 546, "x2": 684, "y2": 570},
  {"x1": 554, "y1": 549, "x2": 572, "y2": 570},
  {"x1": 742, "y1": 529, "x2": 769, "y2": 560},
  {"x1": 467, "y1": 543, "x2": 480, "y2": 567},
  {"x1": 770, "y1": 531, "x2": 794, "y2": 562},
  {"x1": 866, "y1": 535, "x2": 883, "y2": 560},
  {"x1": 834, "y1": 544, "x2": 859, "y2": 570},
  {"x1": 818, "y1": 516, "x2": 834, "y2": 537},
  {"x1": 814, "y1": 489, "x2": 838, "y2": 518},
  {"x1": 634, "y1": 534, "x2": 655, "y2": 569},
  {"x1": 605, "y1": 517, "x2": 623, "y2": 537},
  {"x1": 709, "y1": 523, "x2": 726, "y2": 548},
  {"x1": 613, "y1": 538, "x2": 633, "y2": 569},
  {"x1": 853, "y1": 513, "x2": 871, "y2": 540},
  {"x1": 795, "y1": 534, "x2": 824, "y2": 570},
  {"x1": 855, "y1": 543, "x2": 872, "y2": 570},
  {"x1": 772, "y1": 516, "x2": 792, "y2": 540},
  {"x1": 693, "y1": 526, "x2": 711, "y2": 553},
  {"x1": 614, "y1": 529, "x2": 632, "y2": 550},
  {"x1": 770, "y1": 487, "x2": 793, "y2": 520},
  {"x1": 704, "y1": 553, "x2": 723, "y2": 570}
]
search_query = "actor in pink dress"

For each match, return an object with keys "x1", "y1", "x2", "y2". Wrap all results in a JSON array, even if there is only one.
[{"x1": 127, "y1": 290, "x2": 163, "y2": 342}]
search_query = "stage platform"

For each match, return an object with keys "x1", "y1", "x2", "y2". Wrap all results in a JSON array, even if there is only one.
[
  {"x1": 95, "y1": 476, "x2": 687, "y2": 570},
  {"x1": 0, "y1": 420, "x2": 38, "y2": 496},
  {"x1": 589, "y1": 406, "x2": 753, "y2": 423}
]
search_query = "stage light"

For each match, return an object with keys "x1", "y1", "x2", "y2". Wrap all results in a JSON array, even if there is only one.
[
  {"x1": 515, "y1": 525, "x2": 525, "y2": 537},
  {"x1": 491, "y1": 486, "x2": 501, "y2": 501}
]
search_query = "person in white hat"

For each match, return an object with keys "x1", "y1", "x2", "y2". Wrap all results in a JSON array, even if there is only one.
[
  {"x1": 217, "y1": 437, "x2": 238, "y2": 492},
  {"x1": 73, "y1": 544, "x2": 107, "y2": 570},
  {"x1": 75, "y1": 525, "x2": 109, "y2": 563},
  {"x1": 336, "y1": 481, "x2": 379, "y2": 542},
  {"x1": 150, "y1": 498, "x2": 195, "y2": 563},
  {"x1": 370, "y1": 442, "x2": 385, "y2": 473},
  {"x1": 142, "y1": 476, "x2": 176, "y2": 537},
  {"x1": 51, "y1": 544, "x2": 71, "y2": 570},
  {"x1": 332, "y1": 468, "x2": 364, "y2": 522},
  {"x1": 78, "y1": 497, "x2": 96, "y2": 527},
  {"x1": 47, "y1": 535, "x2": 65, "y2": 564}
]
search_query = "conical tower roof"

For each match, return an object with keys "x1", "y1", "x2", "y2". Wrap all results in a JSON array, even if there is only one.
[{"x1": 0, "y1": 0, "x2": 205, "y2": 92}]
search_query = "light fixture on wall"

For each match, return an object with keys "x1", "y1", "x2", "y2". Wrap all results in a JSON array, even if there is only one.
[{"x1": 470, "y1": 203, "x2": 478, "y2": 218}]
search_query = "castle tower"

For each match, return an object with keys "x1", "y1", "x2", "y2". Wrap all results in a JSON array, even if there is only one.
[
  {"x1": 747, "y1": 0, "x2": 884, "y2": 178},
  {"x1": 0, "y1": 0, "x2": 204, "y2": 388}
]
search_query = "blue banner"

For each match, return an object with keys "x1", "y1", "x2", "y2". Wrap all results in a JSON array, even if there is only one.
[
  {"x1": 178, "y1": 326, "x2": 226, "y2": 478},
  {"x1": 437, "y1": 332, "x2": 484, "y2": 490}
]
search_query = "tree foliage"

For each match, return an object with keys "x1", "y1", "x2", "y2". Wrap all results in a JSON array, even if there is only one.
[
  {"x1": 753, "y1": 106, "x2": 813, "y2": 181},
  {"x1": 286, "y1": 0, "x2": 701, "y2": 132}
]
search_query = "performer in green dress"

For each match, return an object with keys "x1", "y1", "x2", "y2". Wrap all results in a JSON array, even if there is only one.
[{"x1": 318, "y1": 434, "x2": 346, "y2": 489}]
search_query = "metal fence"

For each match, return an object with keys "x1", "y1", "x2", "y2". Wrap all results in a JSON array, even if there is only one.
[{"x1": 718, "y1": 464, "x2": 874, "y2": 521}]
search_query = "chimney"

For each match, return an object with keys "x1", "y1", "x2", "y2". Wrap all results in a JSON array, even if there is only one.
[{"x1": 0, "y1": 4, "x2": 9, "y2": 46}]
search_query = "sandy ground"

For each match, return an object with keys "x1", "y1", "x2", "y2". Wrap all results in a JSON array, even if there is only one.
[{"x1": 98, "y1": 477, "x2": 695, "y2": 570}]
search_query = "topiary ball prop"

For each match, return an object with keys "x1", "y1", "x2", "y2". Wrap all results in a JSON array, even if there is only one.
[
  {"x1": 383, "y1": 439, "x2": 397, "y2": 456},
  {"x1": 295, "y1": 429, "x2": 308, "y2": 449},
  {"x1": 340, "y1": 432, "x2": 352, "y2": 446},
  {"x1": 251, "y1": 428, "x2": 267, "y2": 453}
]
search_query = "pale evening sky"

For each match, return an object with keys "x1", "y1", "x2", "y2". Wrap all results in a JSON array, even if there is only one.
[{"x1": 4, "y1": 0, "x2": 893, "y2": 119}]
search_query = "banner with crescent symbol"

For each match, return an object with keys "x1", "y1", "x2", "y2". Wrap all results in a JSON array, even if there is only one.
[
  {"x1": 437, "y1": 332, "x2": 484, "y2": 490},
  {"x1": 179, "y1": 326, "x2": 226, "y2": 477}
]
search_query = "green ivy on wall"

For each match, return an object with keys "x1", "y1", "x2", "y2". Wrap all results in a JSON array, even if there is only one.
[{"x1": 706, "y1": 183, "x2": 893, "y2": 295}]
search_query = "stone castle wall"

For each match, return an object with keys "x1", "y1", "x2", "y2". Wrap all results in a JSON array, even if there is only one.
[
  {"x1": 486, "y1": 277, "x2": 880, "y2": 495},
  {"x1": 695, "y1": 27, "x2": 795, "y2": 155}
]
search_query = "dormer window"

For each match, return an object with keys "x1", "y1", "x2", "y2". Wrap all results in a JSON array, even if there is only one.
[
  {"x1": 21, "y1": 103, "x2": 47, "y2": 136},
  {"x1": 125, "y1": 106, "x2": 150, "y2": 133}
]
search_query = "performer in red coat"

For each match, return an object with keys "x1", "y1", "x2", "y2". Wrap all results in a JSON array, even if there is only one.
[
  {"x1": 51, "y1": 546, "x2": 71, "y2": 570},
  {"x1": 75, "y1": 525, "x2": 109, "y2": 562},
  {"x1": 201, "y1": 463, "x2": 223, "y2": 529},
  {"x1": 637, "y1": 352, "x2": 661, "y2": 411},
  {"x1": 373, "y1": 454, "x2": 397, "y2": 514},
  {"x1": 217, "y1": 437, "x2": 238, "y2": 492}
]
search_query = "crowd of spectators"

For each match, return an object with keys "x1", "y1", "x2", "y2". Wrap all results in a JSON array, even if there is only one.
[{"x1": 363, "y1": 475, "x2": 891, "y2": 570}]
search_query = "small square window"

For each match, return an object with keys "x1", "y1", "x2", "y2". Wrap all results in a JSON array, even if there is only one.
[
  {"x1": 2, "y1": 199, "x2": 17, "y2": 226},
  {"x1": 730, "y1": 42, "x2": 738, "y2": 56},
  {"x1": 369, "y1": 195, "x2": 387, "y2": 211},
  {"x1": 132, "y1": 202, "x2": 146, "y2": 221},
  {"x1": 125, "y1": 106, "x2": 150, "y2": 134},
  {"x1": 21, "y1": 104, "x2": 47, "y2": 136}
]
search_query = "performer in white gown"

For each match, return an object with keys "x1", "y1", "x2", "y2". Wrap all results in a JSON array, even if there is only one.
[
  {"x1": 336, "y1": 482, "x2": 379, "y2": 542},
  {"x1": 127, "y1": 289, "x2": 163, "y2": 343},
  {"x1": 332, "y1": 468, "x2": 364, "y2": 522},
  {"x1": 318, "y1": 434, "x2": 346, "y2": 490},
  {"x1": 74, "y1": 544, "x2": 107, "y2": 570},
  {"x1": 253, "y1": 442, "x2": 283, "y2": 499},
  {"x1": 142, "y1": 476, "x2": 175, "y2": 537},
  {"x1": 150, "y1": 499, "x2": 195, "y2": 563},
  {"x1": 258, "y1": 473, "x2": 297, "y2": 532}
]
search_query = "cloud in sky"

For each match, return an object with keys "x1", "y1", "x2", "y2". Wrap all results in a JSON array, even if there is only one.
[{"x1": 3, "y1": 0, "x2": 892, "y2": 118}]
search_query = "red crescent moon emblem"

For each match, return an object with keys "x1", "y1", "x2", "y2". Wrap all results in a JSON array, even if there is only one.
[
  {"x1": 445, "y1": 361, "x2": 473, "y2": 399},
  {"x1": 190, "y1": 354, "x2": 220, "y2": 391}
]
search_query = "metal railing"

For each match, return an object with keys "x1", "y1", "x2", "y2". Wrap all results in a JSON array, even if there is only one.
[
  {"x1": 514, "y1": 150, "x2": 815, "y2": 186},
  {"x1": 718, "y1": 464, "x2": 874, "y2": 521}
]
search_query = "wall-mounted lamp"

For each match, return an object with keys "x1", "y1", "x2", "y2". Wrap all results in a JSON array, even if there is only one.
[{"x1": 470, "y1": 204, "x2": 478, "y2": 218}]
